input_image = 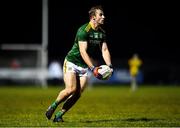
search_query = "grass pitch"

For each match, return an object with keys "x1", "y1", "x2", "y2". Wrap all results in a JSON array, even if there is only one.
[{"x1": 0, "y1": 85, "x2": 180, "y2": 127}]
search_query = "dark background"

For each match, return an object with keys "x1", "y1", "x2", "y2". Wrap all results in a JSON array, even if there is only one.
[{"x1": 0, "y1": 0, "x2": 179, "y2": 84}]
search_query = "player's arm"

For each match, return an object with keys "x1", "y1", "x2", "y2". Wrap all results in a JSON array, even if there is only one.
[
  {"x1": 101, "y1": 42, "x2": 112, "y2": 67},
  {"x1": 79, "y1": 41, "x2": 101, "y2": 78},
  {"x1": 79, "y1": 41, "x2": 94, "y2": 69}
]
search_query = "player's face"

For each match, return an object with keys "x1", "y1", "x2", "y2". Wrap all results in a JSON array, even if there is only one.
[{"x1": 94, "y1": 9, "x2": 105, "y2": 25}]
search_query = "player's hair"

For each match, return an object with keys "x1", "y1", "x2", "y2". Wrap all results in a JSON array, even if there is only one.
[{"x1": 88, "y1": 5, "x2": 103, "y2": 19}]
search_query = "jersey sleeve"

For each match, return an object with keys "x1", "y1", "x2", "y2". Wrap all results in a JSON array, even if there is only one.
[
  {"x1": 77, "y1": 29, "x2": 88, "y2": 41},
  {"x1": 102, "y1": 33, "x2": 106, "y2": 42}
]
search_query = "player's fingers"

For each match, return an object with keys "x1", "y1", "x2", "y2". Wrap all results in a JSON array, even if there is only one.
[
  {"x1": 110, "y1": 68, "x2": 113, "y2": 75},
  {"x1": 96, "y1": 73, "x2": 103, "y2": 79}
]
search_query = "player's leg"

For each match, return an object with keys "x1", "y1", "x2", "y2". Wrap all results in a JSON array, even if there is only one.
[
  {"x1": 80, "y1": 75, "x2": 88, "y2": 93},
  {"x1": 53, "y1": 72, "x2": 78, "y2": 122},
  {"x1": 46, "y1": 71, "x2": 77, "y2": 120},
  {"x1": 53, "y1": 74, "x2": 88, "y2": 122},
  {"x1": 131, "y1": 76, "x2": 137, "y2": 91},
  {"x1": 52, "y1": 60, "x2": 88, "y2": 122},
  {"x1": 60, "y1": 75, "x2": 88, "y2": 112},
  {"x1": 130, "y1": 69, "x2": 138, "y2": 91},
  {"x1": 45, "y1": 60, "x2": 77, "y2": 120},
  {"x1": 131, "y1": 72, "x2": 137, "y2": 92}
]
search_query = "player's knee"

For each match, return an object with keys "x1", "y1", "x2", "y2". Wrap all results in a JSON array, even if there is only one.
[{"x1": 66, "y1": 87, "x2": 76, "y2": 95}]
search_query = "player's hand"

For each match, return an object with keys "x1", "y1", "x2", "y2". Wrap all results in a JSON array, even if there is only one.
[
  {"x1": 90, "y1": 66, "x2": 102, "y2": 79},
  {"x1": 109, "y1": 64, "x2": 114, "y2": 75}
]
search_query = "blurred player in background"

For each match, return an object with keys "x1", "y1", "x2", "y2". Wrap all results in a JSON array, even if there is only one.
[
  {"x1": 45, "y1": 5, "x2": 113, "y2": 122},
  {"x1": 128, "y1": 53, "x2": 142, "y2": 91}
]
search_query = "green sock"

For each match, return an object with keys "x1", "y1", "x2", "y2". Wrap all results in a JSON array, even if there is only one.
[
  {"x1": 51, "y1": 101, "x2": 58, "y2": 109},
  {"x1": 55, "y1": 111, "x2": 64, "y2": 117}
]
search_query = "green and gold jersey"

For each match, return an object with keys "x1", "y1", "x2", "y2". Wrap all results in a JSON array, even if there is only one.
[{"x1": 65, "y1": 22, "x2": 106, "y2": 68}]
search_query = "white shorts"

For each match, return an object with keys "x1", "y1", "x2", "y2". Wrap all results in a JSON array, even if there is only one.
[{"x1": 63, "y1": 59, "x2": 88, "y2": 77}]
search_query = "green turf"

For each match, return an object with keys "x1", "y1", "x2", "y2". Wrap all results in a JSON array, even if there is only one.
[{"x1": 0, "y1": 85, "x2": 180, "y2": 127}]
